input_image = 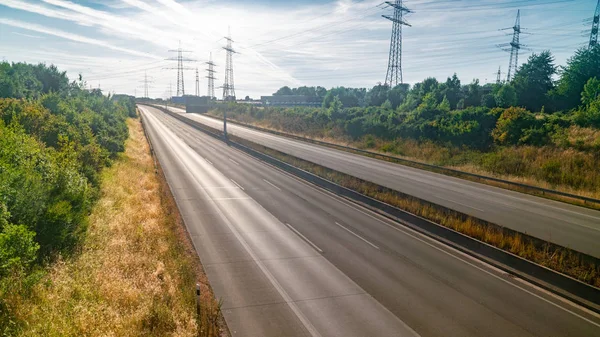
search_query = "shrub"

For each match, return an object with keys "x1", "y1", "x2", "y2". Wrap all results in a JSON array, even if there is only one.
[
  {"x1": 0, "y1": 224, "x2": 39, "y2": 276},
  {"x1": 492, "y1": 107, "x2": 537, "y2": 145}
]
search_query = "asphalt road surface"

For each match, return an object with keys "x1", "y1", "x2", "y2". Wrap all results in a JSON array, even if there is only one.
[
  {"x1": 140, "y1": 105, "x2": 600, "y2": 337},
  {"x1": 166, "y1": 106, "x2": 600, "y2": 258}
]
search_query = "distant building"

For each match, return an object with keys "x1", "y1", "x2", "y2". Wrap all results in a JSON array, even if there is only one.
[{"x1": 260, "y1": 95, "x2": 322, "y2": 107}]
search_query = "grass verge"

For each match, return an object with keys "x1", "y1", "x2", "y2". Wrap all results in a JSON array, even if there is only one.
[
  {"x1": 225, "y1": 133, "x2": 600, "y2": 288},
  {"x1": 4, "y1": 117, "x2": 224, "y2": 336}
]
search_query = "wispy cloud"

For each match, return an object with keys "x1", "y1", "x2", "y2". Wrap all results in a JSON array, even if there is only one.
[
  {"x1": 0, "y1": 18, "x2": 161, "y2": 59},
  {"x1": 0, "y1": 0, "x2": 591, "y2": 98},
  {"x1": 11, "y1": 31, "x2": 42, "y2": 39}
]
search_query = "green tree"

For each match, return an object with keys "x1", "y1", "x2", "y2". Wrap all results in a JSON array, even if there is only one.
[
  {"x1": 381, "y1": 99, "x2": 393, "y2": 110},
  {"x1": 464, "y1": 79, "x2": 482, "y2": 107},
  {"x1": 441, "y1": 73, "x2": 461, "y2": 109},
  {"x1": 273, "y1": 86, "x2": 293, "y2": 96},
  {"x1": 328, "y1": 95, "x2": 344, "y2": 119},
  {"x1": 481, "y1": 94, "x2": 496, "y2": 108},
  {"x1": 553, "y1": 45, "x2": 600, "y2": 110},
  {"x1": 366, "y1": 84, "x2": 390, "y2": 107},
  {"x1": 494, "y1": 84, "x2": 517, "y2": 108},
  {"x1": 512, "y1": 51, "x2": 556, "y2": 112},
  {"x1": 581, "y1": 77, "x2": 600, "y2": 106},
  {"x1": 492, "y1": 107, "x2": 536, "y2": 145},
  {"x1": 438, "y1": 95, "x2": 451, "y2": 112}
]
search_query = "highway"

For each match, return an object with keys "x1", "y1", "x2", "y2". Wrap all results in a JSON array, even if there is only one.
[
  {"x1": 140, "y1": 105, "x2": 600, "y2": 337},
  {"x1": 166, "y1": 106, "x2": 600, "y2": 258}
]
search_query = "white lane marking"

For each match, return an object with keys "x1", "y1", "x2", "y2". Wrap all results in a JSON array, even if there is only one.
[
  {"x1": 335, "y1": 222, "x2": 380, "y2": 250},
  {"x1": 142, "y1": 108, "x2": 323, "y2": 337},
  {"x1": 209, "y1": 146, "x2": 216, "y2": 151},
  {"x1": 249, "y1": 156, "x2": 600, "y2": 325},
  {"x1": 263, "y1": 178, "x2": 282, "y2": 191},
  {"x1": 210, "y1": 197, "x2": 252, "y2": 201},
  {"x1": 230, "y1": 178, "x2": 245, "y2": 191},
  {"x1": 204, "y1": 158, "x2": 213, "y2": 165},
  {"x1": 229, "y1": 158, "x2": 240, "y2": 166},
  {"x1": 285, "y1": 223, "x2": 323, "y2": 253},
  {"x1": 437, "y1": 196, "x2": 485, "y2": 212}
]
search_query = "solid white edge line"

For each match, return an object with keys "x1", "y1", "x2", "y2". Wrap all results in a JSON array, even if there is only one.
[
  {"x1": 335, "y1": 222, "x2": 380, "y2": 250},
  {"x1": 437, "y1": 196, "x2": 485, "y2": 212},
  {"x1": 285, "y1": 223, "x2": 323, "y2": 254},
  {"x1": 263, "y1": 178, "x2": 282, "y2": 191},
  {"x1": 230, "y1": 178, "x2": 245, "y2": 191}
]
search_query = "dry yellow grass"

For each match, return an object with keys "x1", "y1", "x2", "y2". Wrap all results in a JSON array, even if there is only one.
[{"x1": 7, "y1": 118, "x2": 221, "y2": 336}]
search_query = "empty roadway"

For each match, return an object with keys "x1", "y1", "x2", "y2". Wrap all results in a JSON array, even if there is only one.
[
  {"x1": 140, "y1": 105, "x2": 600, "y2": 337},
  {"x1": 167, "y1": 106, "x2": 600, "y2": 258}
]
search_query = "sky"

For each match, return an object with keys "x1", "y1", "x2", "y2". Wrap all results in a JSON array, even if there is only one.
[{"x1": 0, "y1": 0, "x2": 597, "y2": 99}]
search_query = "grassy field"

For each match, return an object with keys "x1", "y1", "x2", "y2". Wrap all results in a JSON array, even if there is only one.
[{"x1": 4, "y1": 118, "x2": 223, "y2": 336}]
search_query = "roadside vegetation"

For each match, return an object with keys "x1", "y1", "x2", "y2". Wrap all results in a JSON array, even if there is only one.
[
  {"x1": 210, "y1": 46, "x2": 600, "y2": 198},
  {"x1": 0, "y1": 62, "x2": 222, "y2": 335}
]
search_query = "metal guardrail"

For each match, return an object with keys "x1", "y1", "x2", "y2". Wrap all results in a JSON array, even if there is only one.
[
  {"x1": 197, "y1": 112, "x2": 600, "y2": 206},
  {"x1": 142, "y1": 104, "x2": 600, "y2": 313}
]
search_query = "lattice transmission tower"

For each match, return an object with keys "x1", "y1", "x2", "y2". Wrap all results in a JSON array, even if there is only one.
[
  {"x1": 503, "y1": 10, "x2": 524, "y2": 82},
  {"x1": 139, "y1": 72, "x2": 153, "y2": 98},
  {"x1": 195, "y1": 68, "x2": 200, "y2": 96},
  {"x1": 496, "y1": 66, "x2": 502, "y2": 85},
  {"x1": 383, "y1": 0, "x2": 412, "y2": 87},
  {"x1": 206, "y1": 52, "x2": 217, "y2": 99},
  {"x1": 166, "y1": 41, "x2": 196, "y2": 96},
  {"x1": 222, "y1": 28, "x2": 237, "y2": 101},
  {"x1": 590, "y1": 0, "x2": 600, "y2": 48}
]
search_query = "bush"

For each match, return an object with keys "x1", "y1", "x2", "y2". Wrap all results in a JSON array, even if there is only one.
[
  {"x1": 492, "y1": 107, "x2": 537, "y2": 145},
  {"x1": 0, "y1": 224, "x2": 39, "y2": 277}
]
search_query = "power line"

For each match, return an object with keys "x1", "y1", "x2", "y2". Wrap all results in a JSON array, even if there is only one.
[{"x1": 383, "y1": 0, "x2": 413, "y2": 86}]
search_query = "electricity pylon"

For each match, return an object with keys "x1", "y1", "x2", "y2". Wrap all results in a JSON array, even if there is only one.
[
  {"x1": 382, "y1": 0, "x2": 412, "y2": 87},
  {"x1": 139, "y1": 72, "x2": 153, "y2": 98},
  {"x1": 590, "y1": 0, "x2": 600, "y2": 48},
  {"x1": 222, "y1": 28, "x2": 237, "y2": 101},
  {"x1": 195, "y1": 68, "x2": 200, "y2": 96},
  {"x1": 166, "y1": 41, "x2": 196, "y2": 96},
  {"x1": 206, "y1": 52, "x2": 217, "y2": 99},
  {"x1": 504, "y1": 10, "x2": 523, "y2": 82}
]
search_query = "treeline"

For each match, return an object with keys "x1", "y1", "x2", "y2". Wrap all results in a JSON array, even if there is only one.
[
  {"x1": 0, "y1": 62, "x2": 135, "y2": 318},
  {"x1": 232, "y1": 46, "x2": 600, "y2": 150}
]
